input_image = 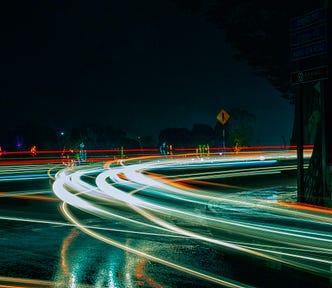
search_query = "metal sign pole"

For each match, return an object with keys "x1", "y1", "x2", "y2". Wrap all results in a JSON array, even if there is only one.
[{"x1": 222, "y1": 127, "x2": 225, "y2": 149}]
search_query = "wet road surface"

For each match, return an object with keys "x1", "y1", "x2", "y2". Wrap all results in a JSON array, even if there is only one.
[{"x1": 0, "y1": 156, "x2": 331, "y2": 287}]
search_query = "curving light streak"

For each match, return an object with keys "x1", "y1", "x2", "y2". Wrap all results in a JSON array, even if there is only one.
[
  {"x1": 52, "y1": 154, "x2": 332, "y2": 286},
  {"x1": 0, "y1": 164, "x2": 62, "y2": 182},
  {"x1": 104, "y1": 189, "x2": 332, "y2": 276},
  {"x1": 53, "y1": 171, "x2": 175, "y2": 234},
  {"x1": 95, "y1": 166, "x2": 332, "y2": 255}
]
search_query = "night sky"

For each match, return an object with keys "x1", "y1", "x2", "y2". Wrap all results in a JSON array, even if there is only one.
[{"x1": 3, "y1": 0, "x2": 294, "y2": 145}]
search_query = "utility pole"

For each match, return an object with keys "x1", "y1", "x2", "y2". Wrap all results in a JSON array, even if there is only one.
[{"x1": 290, "y1": 5, "x2": 329, "y2": 206}]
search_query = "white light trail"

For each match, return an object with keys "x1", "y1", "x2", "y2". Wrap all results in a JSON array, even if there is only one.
[{"x1": 52, "y1": 154, "x2": 332, "y2": 285}]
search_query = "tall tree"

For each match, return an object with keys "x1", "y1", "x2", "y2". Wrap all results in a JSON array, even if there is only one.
[
  {"x1": 171, "y1": 0, "x2": 320, "y2": 100},
  {"x1": 171, "y1": 0, "x2": 330, "y2": 207}
]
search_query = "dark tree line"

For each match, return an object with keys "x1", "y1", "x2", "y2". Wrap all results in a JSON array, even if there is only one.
[
  {"x1": 0, "y1": 124, "x2": 136, "y2": 151},
  {"x1": 0, "y1": 107, "x2": 256, "y2": 152}
]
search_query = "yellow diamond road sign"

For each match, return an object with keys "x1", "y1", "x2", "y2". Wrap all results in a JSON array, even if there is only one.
[{"x1": 217, "y1": 109, "x2": 230, "y2": 125}]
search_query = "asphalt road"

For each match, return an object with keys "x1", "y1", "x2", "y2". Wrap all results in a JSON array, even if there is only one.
[{"x1": 0, "y1": 154, "x2": 331, "y2": 288}]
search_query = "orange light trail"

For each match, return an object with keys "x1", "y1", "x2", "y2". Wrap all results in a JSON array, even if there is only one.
[
  {"x1": 0, "y1": 276, "x2": 55, "y2": 287},
  {"x1": 277, "y1": 202, "x2": 332, "y2": 215},
  {"x1": 0, "y1": 192, "x2": 58, "y2": 202},
  {"x1": 60, "y1": 229, "x2": 80, "y2": 279}
]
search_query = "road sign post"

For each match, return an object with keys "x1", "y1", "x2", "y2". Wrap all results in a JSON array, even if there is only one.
[{"x1": 217, "y1": 109, "x2": 230, "y2": 149}]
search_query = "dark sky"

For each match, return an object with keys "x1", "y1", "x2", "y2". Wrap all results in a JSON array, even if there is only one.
[{"x1": 3, "y1": 0, "x2": 294, "y2": 145}]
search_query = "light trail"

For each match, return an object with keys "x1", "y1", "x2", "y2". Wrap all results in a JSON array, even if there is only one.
[
  {"x1": 114, "y1": 165, "x2": 331, "y2": 226},
  {"x1": 0, "y1": 164, "x2": 61, "y2": 182},
  {"x1": 0, "y1": 215, "x2": 190, "y2": 238},
  {"x1": 0, "y1": 190, "x2": 52, "y2": 197},
  {"x1": 0, "y1": 276, "x2": 56, "y2": 287},
  {"x1": 53, "y1": 171, "x2": 184, "y2": 234},
  {"x1": 52, "y1": 152, "x2": 331, "y2": 286},
  {"x1": 0, "y1": 173, "x2": 53, "y2": 181}
]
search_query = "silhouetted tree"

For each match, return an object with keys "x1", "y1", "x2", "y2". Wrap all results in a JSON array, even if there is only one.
[
  {"x1": 191, "y1": 123, "x2": 215, "y2": 147},
  {"x1": 171, "y1": 0, "x2": 320, "y2": 100},
  {"x1": 140, "y1": 135, "x2": 156, "y2": 148},
  {"x1": 159, "y1": 128, "x2": 192, "y2": 148},
  {"x1": 171, "y1": 0, "x2": 330, "y2": 206}
]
